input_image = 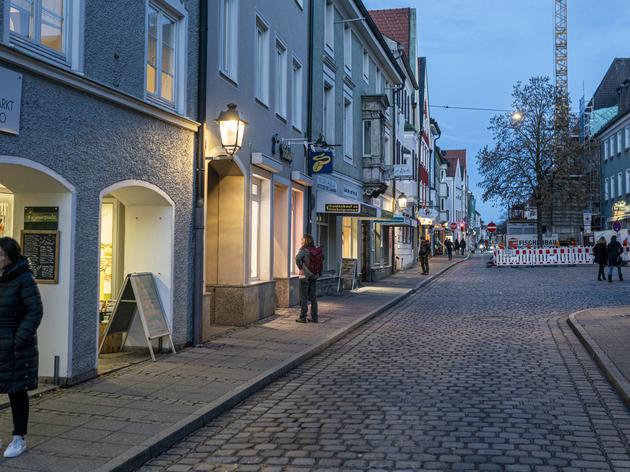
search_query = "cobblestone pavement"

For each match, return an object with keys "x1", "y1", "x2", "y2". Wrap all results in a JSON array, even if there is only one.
[{"x1": 139, "y1": 257, "x2": 630, "y2": 472}]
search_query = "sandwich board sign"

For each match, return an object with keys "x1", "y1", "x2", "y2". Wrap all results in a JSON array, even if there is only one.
[{"x1": 99, "y1": 272, "x2": 175, "y2": 361}]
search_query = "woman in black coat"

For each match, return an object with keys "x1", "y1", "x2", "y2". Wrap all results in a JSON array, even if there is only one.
[
  {"x1": 607, "y1": 235, "x2": 624, "y2": 283},
  {"x1": 0, "y1": 237, "x2": 43, "y2": 458},
  {"x1": 593, "y1": 237, "x2": 608, "y2": 281}
]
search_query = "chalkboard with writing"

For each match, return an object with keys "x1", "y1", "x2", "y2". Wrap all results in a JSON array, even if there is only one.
[
  {"x1": 20, "y1": 230, "x2": 59, "y2": 284},
  {"x1": 338, "y1": 258, "x2": 358, "y2": 291},
  {"x1": 99, "y1": 273, "x2": 175, "y2": 361}
]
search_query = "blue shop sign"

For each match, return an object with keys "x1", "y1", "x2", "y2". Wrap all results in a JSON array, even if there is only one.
[{"x1": 309, "y1": 147, "x2": 333, "y2": 174}]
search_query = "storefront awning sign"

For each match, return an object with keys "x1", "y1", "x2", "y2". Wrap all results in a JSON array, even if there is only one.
[
  {"x1": 309, "y1": 146, "x2": 333, "y2": 174},
  {"x1": 317, "y1": 190, "x2": 380, "y2": 218},
  {"x1": 375, "y1": 215, "x2": 418, "y2": 227}
]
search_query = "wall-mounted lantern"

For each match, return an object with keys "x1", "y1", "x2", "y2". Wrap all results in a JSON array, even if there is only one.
[{"x1": 215, "y1": 103, "x2": 247, "y2": 156}]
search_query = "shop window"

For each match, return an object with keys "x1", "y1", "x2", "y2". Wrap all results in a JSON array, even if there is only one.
[
  {"x1": 317, "y1": 214, "x2": 330, "y2": 272},
  {"x1": 342, "y1": 217, "x2": 358, "y2": 259},
  {"x1": 0, "y1": 192, "x2": 13, "y2": 237},
  {"x1": 251, "y1": 178, "x2": 262, "y2": 280},
  {"x1": 290, "y1": 190, "x2": 304, "y2": 275}
]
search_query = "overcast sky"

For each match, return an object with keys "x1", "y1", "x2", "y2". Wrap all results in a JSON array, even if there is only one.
[{"x1": 363, "y1": 0, "x2": 630, "y2": 222}]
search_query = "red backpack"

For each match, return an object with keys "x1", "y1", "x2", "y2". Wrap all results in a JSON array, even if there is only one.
[{"x1": 305, "y1": 246, "x2": 324, "y2": 275}]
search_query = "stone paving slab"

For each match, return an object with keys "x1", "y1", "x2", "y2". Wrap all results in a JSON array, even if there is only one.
[
  {"x1": 568, "y1": 306, "x2": 630, "y2": 407},
  {"x1": 0, "y1": 256, "x2": 465, "y2": 472}
]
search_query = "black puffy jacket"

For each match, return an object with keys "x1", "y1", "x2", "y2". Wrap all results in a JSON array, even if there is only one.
[
  {"x1": 607, "y1": 241, "x2": 624, "y2": 267},
  {"x1": 0, "y1": 257, "x2": 43, "y2": 393}
]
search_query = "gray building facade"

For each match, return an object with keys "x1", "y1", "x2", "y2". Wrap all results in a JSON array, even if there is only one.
[{"x1": 0, "y1": 0, "x2": 199, "y2": 383}]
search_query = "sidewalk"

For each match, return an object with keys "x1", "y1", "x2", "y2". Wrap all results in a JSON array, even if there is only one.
[
  {"x1": 568, "y1": 307, "x2": 630, "y2": 407},
  {"x1": 0, "y1": 256, "x2": 466, "y2": 472}
]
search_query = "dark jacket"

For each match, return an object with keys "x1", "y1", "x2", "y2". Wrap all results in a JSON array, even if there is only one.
[
  {"x1": 453, "y1": 240, "x2": 460, "y2": 251},
  {"x1": 593, "y1": 242, "x2": 608, "y2": 265},
  {"x1": 444, "y1": 240, "x2": 453, "y2": 252},
  {"x1": 460, "y1": 239, "x2": 467, "y2": 249},
  {"x1": 0, "y1": 256, "x2": 43, "y2": 393},
  {"x1": 607, "y1": 240, "x2": 624, "y2": 266},
  {"x1": 419, "y1": 242, "x2": 430, "y2": 257}
]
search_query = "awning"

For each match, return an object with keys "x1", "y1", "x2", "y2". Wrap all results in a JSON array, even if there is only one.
[
  {"x1": 374, "y1": 215, "x2": 418, "y2": 227},
  {"x1": 316, "y1": 190, "x2": 382, "y2": 218}
]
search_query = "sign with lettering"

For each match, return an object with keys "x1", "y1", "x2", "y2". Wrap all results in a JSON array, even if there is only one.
[
  {"x1": 316, "y1": 176, "x2": 337, "y2": 192},
  {"x1": 99, "y1": 273, "x2": 175, "y2": 361},
  {"x1": 24, "y1": 207, "x2": 59, "y2": 230},
  {"x1": 394, "y1": 163, "x2": 413, "y2": 179},
  {"x1": 0, "y1": 67, "x2": 22, "y2": 135},
  {"x1": 309, "y1": 147, "x2": 334, "y2": 174},
  {"x1": 342, "y1": 185, "x2": 359, "y2": 199},
  {"x1": 325, "y1": 203, "x2": 360, "y2": 214},
  {"x1": 21, "y1": 230, "x2": 59, "y2": 284},
  {"x1": 338, "y1": 258, "x2": 358, "y2": 291}
]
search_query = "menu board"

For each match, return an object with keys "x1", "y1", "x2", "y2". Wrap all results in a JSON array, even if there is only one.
[
  {"x1": 100, "y1": 273, "x2": 175, "y2": 361},
  {"x1": 20, "y1": 230, "x2": 59, "y2": 284},
  {"x1": 338, "y1": 258, "x2": 358, "y2": 291}
]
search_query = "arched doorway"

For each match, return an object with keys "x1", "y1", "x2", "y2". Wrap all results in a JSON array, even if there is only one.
[
  {"x1": 0, "y1": 156, "x2": 75, "y2": 381},
  {"x1": 97, "y1": 181, "x2": 174, "y2": 372}
]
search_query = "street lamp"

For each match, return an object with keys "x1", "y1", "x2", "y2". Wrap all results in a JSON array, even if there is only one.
[
  {"x1": 397, "y1": 192, "x2": 408, "y2": 211},
  {"x1": 215, "y1": 103, "x2": 247, "y2": 156},
  {"x1": 511, "y1": 111, "x2": 524, "y2": 122}
]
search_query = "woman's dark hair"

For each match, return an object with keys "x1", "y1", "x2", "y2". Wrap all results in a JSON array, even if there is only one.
[
  {"x1": 0, "y1": 237, "x2": 21, "y2": 264},
  {"x1": 302, "y1": 234, "x2": 315, "y2": 247}
]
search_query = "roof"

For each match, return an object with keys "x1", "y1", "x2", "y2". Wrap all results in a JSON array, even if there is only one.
[
  {"x1": 591, "y1": 106, "x2": 618, "y2": 135},
  {"x1": 443, "y1": 149, "x2": 467, "y2": 176},
  {"x1": 368, "y1": 8, "x2": 417, "y2": 83},
  {"x1": 591, "y1": 58, "x2": 630, "y2": 110}
]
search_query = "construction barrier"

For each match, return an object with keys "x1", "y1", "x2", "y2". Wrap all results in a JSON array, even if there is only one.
[{"x1": 493, "y1": 246, "x2": 598, "y2": 266}]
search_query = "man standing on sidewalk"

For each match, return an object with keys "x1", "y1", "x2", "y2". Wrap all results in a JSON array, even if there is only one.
[
  {"x1": 445, "y1": 239, "x2": 453, "y2": 261},
  {"x1": 295, "y1": 234, "x2": 323, "y2": 323},
  {"x1": 460, "y1": 238, "x2": 467, "y2": 256},
  {"x1": 419, "y1": 239, "x2": 431, "y2": 275}
]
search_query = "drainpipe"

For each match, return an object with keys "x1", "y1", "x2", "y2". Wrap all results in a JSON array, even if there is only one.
[
  {"x1": 192, "y1": 0, "x2": 208, "y2": 346},
  {"x1": 306, "y1": 0, "x2": 315, "y2": 235}
]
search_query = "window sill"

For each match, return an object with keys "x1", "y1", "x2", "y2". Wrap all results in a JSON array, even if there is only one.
[
  {"x1": 276, "y1": 113, "x2": 287, "y2": 123},
  {"x1": 292, "y1": 125, "x2": 303, "y2": 134},
  {"x1": 219, "y1": 70, "x2": 238, "y2": 88},
  {"x1": 255, "y1": 97, "x2": 269, "y2": 110}
]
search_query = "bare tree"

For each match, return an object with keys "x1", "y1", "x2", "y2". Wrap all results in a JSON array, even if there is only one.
[{"x1": 477, "y1": 76, "x2": 579, "y2": 247}]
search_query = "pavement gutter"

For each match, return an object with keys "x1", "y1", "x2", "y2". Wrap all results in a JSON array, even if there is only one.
[
  {"x1": 98, "y1": 256, "x2": 469, "y2": 472},
  {"x1": 567, "y1": 310, "x2": 630, "y2": 408}
]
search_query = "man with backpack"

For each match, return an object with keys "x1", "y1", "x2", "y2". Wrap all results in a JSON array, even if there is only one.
[
  {"x1": 295, "y1": 234, "x2": 323, "y2": 323},
  {"x1": 419, "y1": 238, "x2": 431, "y2": 275},
  {"x1": 445, "y1": 239, "x2": 453, "y2": 260}
]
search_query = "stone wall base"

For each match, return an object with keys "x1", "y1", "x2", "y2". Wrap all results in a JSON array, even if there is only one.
[
  {"x1": 275, "y1": 276, "x2": 300, "y2": 307},
  {"x1": 203, "y1": 281, "x2": 276, "y2": 330}
]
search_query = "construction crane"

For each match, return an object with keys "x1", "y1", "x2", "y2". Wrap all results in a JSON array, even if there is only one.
[{"x1": 554, "y1": 0, "x2": 568, "y2": 130}]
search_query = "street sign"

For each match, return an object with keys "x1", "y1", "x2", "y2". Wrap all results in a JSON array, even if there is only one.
[
  {"x1": 613, "y1": 220, "x2": 622, "y2": 232},
  {"x1": 487, "y1": 222, "x2": 497, "y2": 233},
  {"x1": 449, "y1": 222, "x2": 458, "y2": 231}
]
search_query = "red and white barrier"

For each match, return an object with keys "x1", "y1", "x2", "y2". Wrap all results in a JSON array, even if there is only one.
[{"x1": 493, "y1": 246, "x2": 597, "y2": 266}]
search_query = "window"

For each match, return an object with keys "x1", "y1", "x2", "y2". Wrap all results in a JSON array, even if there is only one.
[
  {"x1": 343, "y1": 27, "x2": 352, "y2": 72},
  {"x1": 291, "y1": 59, "x2": 303, "y2": 130},
  {"x1": 255, "y1": 17, "x2": 270, "y2": 104},
  {"x1": 619, "y1": 172, "x2": 624, "y2": 198},
  {"x1": 251, "y1": 178, "x2": 262, "y2": 280},
  {"x1": 220, "y1": 0, "x2": 238, "y2": 81},
  {"x1": 610, "y1": 177, "x2": 615, "y2": 200},
  {"x1": 342, "y1": 217, "x2": 358, "y2": 258},
  {"x1": 275, "y1": 40, "x2": 287, "y2": 118},
  {"x1": 626, "y1": 126, "x2": 630, "y2": 150},
  {"x1": 363, "y1": 120, "x2": 372, "y2": 156},
  {"x1": 323, "y1": 81, "x2": 334, "y2": 142},
  {"x1": 375, "y1": 68, "x2": 382, "y2": 93},
  {"x1": 618, "y1": 130, "x2": 623, "y2": 154},
  {"x1": 324, "y1": 1, "x2": 334, "y2": 53},
  {"x1": 604, "y1": 139, "x2": 610, "y2": 160},
  {"x1": 343, "y1": 98, "x2": 353, "y2": 163},
  {"x1": 625, "y1": 169, "x2": 630, "y2": 194},
  {"x1": 363, "y1": 49, "x2": 369, "y2": 82},
  {"x1": 9, "y1": 0, "x2": 83, "y2": 68},
  {"x1": 610, "y1": 136, "x2": 616, "y2": 157},
  {"x1": 146, "y1": 4, "x2": 179, "y2": 106},
  {"x1": 605, "y1": 178, "x2": 609, "y2": 201}
]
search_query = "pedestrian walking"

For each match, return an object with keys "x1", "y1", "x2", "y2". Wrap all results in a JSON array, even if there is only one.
[
  {"x1": 0, "y1": 237, "x2": 43, "y2": 458},
  {"x1": 453, "y1": 239, "x2": 460, "y2": 255},
  {"x1": 593, "y1": 237, "x2": 608, "y2": 281},
  {"x1": 419, "y1": 239, "x2": 431, "y2": 275},
  {"x1": 607, "y1": 235, "x2": 624, "y2": 283},
  {"x1": 459, "y1": 238, "x2": 467, "y2": 255},
  {"x1": 295, "y1": 234, "x2": 323, "y2": 323},
  {"x1": 445, "y1": 239, "x2": 453, "y2": 260}
]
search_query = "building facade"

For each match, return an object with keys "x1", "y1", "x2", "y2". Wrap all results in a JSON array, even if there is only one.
[
  {"x1": 443, "y1": 149, "x2": 468, "y2": 243},
  {"x1": 0, "y1": 0, "x2": 200, "y2": 383}
]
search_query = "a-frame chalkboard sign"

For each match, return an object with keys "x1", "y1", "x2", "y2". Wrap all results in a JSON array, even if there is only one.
[{"x1": 98, "y1": 272, "x2": 176, "y2": 361}]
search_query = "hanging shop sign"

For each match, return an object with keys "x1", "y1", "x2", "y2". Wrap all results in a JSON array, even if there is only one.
[
  {"x1": 0, "y1": 67, "x2": 22, "y2": 135},
  {"x1": 21, "y1": 230, "x2": 59, "y2": 284},
  {"x1": 309, "y1": 146, "x2": 334, "y2": 174},
  {"x1": 24, "y1": 207, "x2": 59, "y2": 230},
  {"x1": 393, "y1": 163, "x2": 413, "y2": 179},
  {"x1": 99, "y1": 272, "x2": 176, "y2": 361}
]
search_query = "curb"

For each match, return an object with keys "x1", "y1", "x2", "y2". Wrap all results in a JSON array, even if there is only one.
[
  {"x1": 567, "y1": 310, "x2": 630, "y2": 408},
  {"x1": 98, "y1": 257, "x2": 469, "y2": 472}
]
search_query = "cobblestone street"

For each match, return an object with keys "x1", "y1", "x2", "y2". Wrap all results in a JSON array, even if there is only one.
[{"x1": 138, "y1": 257, "x2": 630, "y2": 472}]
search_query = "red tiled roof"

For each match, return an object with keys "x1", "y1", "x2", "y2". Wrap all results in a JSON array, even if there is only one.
[
  {"x1": 443, "y1": 150, "x2": 467, "y2": 178},
  {"x1": 368, "y1": 8, "x2": 411, "y2": 61}
]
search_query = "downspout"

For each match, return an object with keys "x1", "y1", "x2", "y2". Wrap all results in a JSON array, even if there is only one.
[
  {"x1": 192, "y1": 0, "x2": 208, "y2": 346},
  {"x1": 306, "y1": 0, "x2": 315, "y2": 235},
  {"x1": 391, "y1": 87, "x2": 396, "y2": 272}
]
